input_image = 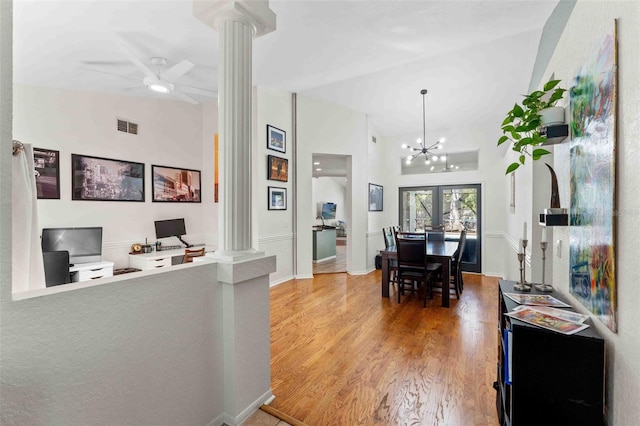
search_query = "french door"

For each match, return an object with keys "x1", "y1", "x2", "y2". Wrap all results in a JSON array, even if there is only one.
[{"x1": 399, "y1": 184, "x2": 481, "y2": 273}]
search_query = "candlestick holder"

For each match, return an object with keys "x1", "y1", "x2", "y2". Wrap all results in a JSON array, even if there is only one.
[
  {"x1": 513, "y1": 240, "x2": 531, "y2": 291},
  {"x1": 535, "y1": 241, "x2": 553, "y2": 292}
]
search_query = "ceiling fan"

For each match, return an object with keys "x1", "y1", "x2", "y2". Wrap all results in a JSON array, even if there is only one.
[{"x1": 83, "y1": 36, "x2": 217, "y2": 105}]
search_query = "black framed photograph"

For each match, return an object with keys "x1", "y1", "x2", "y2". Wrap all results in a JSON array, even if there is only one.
[
  {"x1": 267, "y1": 155, "x2": 288, "y2": 182},
  {"x1": 71, "y1": 154, "x2": 144, "y2": 201},
  {"x1": 267, "y1": 125, "x2": 286, "y2": 153},
  {"x1": 268, "y1": 186, "x2": 287, "y2": 210},
  {"x1": 368, "y1": 183, "x2": 383, "y2": 211},
  {"x1": 152, "y1": 165, "x2": 201, "y2": 203},
  {"x1": 33, "y1": 147, "x2": 60, "y2": 199}
]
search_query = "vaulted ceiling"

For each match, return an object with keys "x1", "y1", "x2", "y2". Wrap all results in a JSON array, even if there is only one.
[{"x1": 13, "y1": 0, "x2": 559, "y2": 142}]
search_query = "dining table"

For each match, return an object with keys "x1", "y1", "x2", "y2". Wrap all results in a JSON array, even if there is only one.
[{"x1": 380, "y1": 240, "x2": 459, "y2": 308}]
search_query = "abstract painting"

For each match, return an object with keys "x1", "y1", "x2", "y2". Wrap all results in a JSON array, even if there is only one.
[{"x1": 569, "y1": 24, "x2": 617, "y2": 332}]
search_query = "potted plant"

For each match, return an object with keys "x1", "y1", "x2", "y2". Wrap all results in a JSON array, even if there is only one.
[{"x1": 497, "y1": 78, "x2": 567, "y2": 174}]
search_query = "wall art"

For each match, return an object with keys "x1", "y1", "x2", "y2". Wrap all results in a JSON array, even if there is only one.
[
  {"x1": 569, "y1": 22, "x2": 618, "y2": 332},
  {"x1": 72, "y1": 154, "x2": 144, "y2": 201}
]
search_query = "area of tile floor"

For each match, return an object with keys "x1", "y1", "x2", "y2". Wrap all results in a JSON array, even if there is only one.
[{"x1": 239, "y1": 409, "x2": 291, "y2": 426}]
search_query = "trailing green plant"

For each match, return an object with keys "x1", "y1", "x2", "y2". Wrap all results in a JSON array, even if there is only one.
[{"x1": 497, "y1": 78, "x2": 566, "y2": 174}]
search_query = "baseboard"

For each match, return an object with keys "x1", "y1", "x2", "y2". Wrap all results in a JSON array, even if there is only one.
[
  {"x1": 205, "y1": 413, "x2": 225, "y2": 426},
  {"x1": 270, "y1": 275, "x2": 294, "y2": 287},
  {"x1": 218, "y1": 388, "x2": 274, "y2": 426}
]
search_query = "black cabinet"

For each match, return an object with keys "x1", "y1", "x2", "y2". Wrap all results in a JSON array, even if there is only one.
[{"x1": 496, "y1": 280, "x2": 605, "y2": 426}]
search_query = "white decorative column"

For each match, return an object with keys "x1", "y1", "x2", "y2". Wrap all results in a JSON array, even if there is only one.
[
  {"x1": 194, "y1": 2, "x2": 277, "y2": 424},
  {"x1": 194, "y1": 0, "x2": 275, "y2": 260}
]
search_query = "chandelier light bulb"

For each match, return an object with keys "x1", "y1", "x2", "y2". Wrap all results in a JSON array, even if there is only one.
[
  {"x1": 441, "y1": 155, "x2": 447, "y2": 162},
  {"x1": 417, "y1": 138, "x2": 422, "y2": 144},
  {"x1": 406, "y1": 159, "x2": 412, "y2": 165},
  {"x1": 440, "y1": 137, "x2": 446, "y2": 143},
  {"x1": 432, "y1": 155, "x2": 438, "y2": 161},
  {"x1": 426, "y1": 160, "x2": 431, "y2": 165},
  {"x1": 438, "y1": 144, "x2": 443, "y2": 149},
  {"x1": 401, "y1": 144, "x2": 407, "y2": 149},
  {"x1": 430, "y1": 166, "x2": 435, "y2": 171}
]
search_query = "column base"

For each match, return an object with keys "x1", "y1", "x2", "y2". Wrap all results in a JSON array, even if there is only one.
[{"x1": 207, "y1": 249, "x2": 266, "y2": 262}]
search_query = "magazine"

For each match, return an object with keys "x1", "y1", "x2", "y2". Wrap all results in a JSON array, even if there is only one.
[
  {"x1": 513, "y1": 305, "x2": 589, "y2": 324},
  {"x1": 503, "y1": 292, "x2": 571, "y2": 308},
  {"x1": 505, "y1": 307, "x2": 589, "y2": 335}
]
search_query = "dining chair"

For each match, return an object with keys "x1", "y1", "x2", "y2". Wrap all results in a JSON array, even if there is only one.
[
  {"x1": 430, "y1": 229, "x2": 466, "y2": 299},
  {"x1": 183, "y1": 247, "x2": 205, "y2": 263},
  {"x1": 394, "y1": 235, "x2": 434, "y2": 307},
  {"x1": 451, "y1": 229, "x2": 467, "y2": 294},
  {"x1": 382, "y1": 227, "x2": 399, "y2": 287}
]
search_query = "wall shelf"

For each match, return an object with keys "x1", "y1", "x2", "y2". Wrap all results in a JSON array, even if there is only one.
[{"x1": 541, "y1": 123, "x2": 569, "y2": 145}]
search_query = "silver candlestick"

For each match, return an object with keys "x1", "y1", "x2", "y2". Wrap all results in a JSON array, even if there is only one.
[
  {"x1": 513, "y1": 239, "x2": 531, "y2": 291},
  {"x1": 535, "y1": 241, "x2": 553, "y2": 292}
]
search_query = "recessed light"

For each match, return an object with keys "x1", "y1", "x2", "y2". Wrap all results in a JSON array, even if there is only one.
[
  {"x1": 316, "y1": 168, "x2": 322, "y2": 171},
  {"x1": 313, "y1": 161, "x2": 320, "y2": 165}
]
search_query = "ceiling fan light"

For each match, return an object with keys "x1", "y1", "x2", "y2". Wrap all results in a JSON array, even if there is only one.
[{"x1": 149, "y1": 83, "x2": 170, "y2": 93}]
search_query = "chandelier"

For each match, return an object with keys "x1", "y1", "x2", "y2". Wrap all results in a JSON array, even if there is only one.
[{"x1": 403, "y1": 89, "x2": 446, "y2": 165}]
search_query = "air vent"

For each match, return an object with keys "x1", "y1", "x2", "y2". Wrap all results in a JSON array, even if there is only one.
[
  {"x1": 117, "y1": 119, "x2": 138, "y2": 135},
  {"x1": 117, "y1": 119, "x2": 128, "y2": 133}
]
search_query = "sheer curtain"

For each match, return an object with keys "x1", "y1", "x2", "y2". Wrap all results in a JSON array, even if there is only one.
[{"x1": 12, "y1": 141, "x2": 45, "y2": 292}]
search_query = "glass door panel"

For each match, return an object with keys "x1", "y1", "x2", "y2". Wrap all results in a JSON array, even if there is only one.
[
  {"x1": 440, "y1": 185, "x2": 480, "y2": 273},
  {"x1": 400, "y1": 189, "x2": 434, "y2": 232}
]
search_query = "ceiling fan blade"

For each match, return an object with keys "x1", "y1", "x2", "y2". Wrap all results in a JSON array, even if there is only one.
[
  {"x1": 162, "y1": 60, "x2": 194, "y2": 82},
  {"x1": 115, "y1": 37, "x2": 156, "y2": 79},
  {"x1": 181, "y1": 85, "x2": 217, "y2": 97},
  {"x1": 172, "y1": 91, "x2": 200, "y2": 105},
  {"x1": 79, "y1": 66, "x2": 141, "y2": 81}
]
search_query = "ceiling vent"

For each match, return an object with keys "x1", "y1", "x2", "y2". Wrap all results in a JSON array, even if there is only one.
[{"x1": 117, "y1": 119, "x2": 138, "y2": 135}]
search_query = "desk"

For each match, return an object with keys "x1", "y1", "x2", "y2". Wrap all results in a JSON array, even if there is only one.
[
  {"x1": 381, "y1": 240, "x2": 458, "y2": 308},
  {"x1": 128, "y1": 246, "x2": 212, "y2": 270},
  {"x1": 69, "y1": 261, "x2": 114, "y2": 282}
]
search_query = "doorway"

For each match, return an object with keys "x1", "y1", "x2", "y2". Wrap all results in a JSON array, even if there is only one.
[
  {"x1": 399, "y1": 184, "x2": 481, "y2": 273},
  {"x1": 312, "y1": 154, "x2": 348, "y2": 274}
]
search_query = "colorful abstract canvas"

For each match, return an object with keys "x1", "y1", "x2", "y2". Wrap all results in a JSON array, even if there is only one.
[{"x1": 569, "y1": 27, "x2": 617, "y2": 332}]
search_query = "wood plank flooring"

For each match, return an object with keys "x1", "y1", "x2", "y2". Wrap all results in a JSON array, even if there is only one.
[{"x1": 269, "y1": 271, "x2": 499, "y2": 426}]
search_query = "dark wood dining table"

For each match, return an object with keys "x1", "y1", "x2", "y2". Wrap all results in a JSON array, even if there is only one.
[{"x1": 380, "y1": 240, "x2": 459, "y2": 307}]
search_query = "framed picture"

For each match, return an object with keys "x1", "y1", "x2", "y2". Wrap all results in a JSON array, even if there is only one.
[
  {"x1": 152, "y1": 165, "x2": 201, "y2": 203},
  {"x1": 268, "y1": 186, "x2": 287, "y2": 210},
  {"x1": 267, "y1": 155, "x2": 288, "y2": 182},
  {"x1": 71, "y1": 154, "x2": 144, "y2": 201},
  {"x1": 33, "y1": 147, "x2": 60, "y2": 199},
  {"x1": 368, "y1": 183, "x2": 383, "y2": 211},
  {"x1": 267, "y1": 125, "x2": 286, "y2": 153}
]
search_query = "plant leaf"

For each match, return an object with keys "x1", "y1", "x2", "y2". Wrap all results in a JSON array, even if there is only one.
[
  {"x1": 501, "y1": 116, "x2": 513, "y2": 126},
  {"x1": 532, "y1": 148, "x2": 551, "y2": 160},
  {"x1": 497, "y1": 135, "x2": 509, "y2": 146},
  {"x1": 512, "y1": 104, "x2": 524, "y2": 118},
  {"x1": 543, "y1": 79, "x2": 561, "y2": 91},
  {"x1": 502, "y1": 125, "x2": 515, "y2": 132},
  {"x1": 506, "y1": 163, "x2": 520, "y2": 174},
  {"x1": 510, "y1": 131, "x2": 521, "y2": 140},
  {"x1": 519, "y1": 155, "x2": 526, "y2": 164}
]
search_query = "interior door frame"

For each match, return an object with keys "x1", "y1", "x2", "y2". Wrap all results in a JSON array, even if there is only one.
[{"x1": 398, "y1": 183, "x2": 482, "y2": 273}]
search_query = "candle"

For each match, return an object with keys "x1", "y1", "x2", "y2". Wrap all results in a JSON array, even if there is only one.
[
  {"x1": 519, "y1": 238, "x2": 523, "y2": 253},
  {"x1": 541, "y1": 227, "x2": 547, "y2": 243},
  {"x1": 523, "y1": 222, "x2": 527, "y2": 241}
]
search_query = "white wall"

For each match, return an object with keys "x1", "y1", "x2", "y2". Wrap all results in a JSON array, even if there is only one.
[
  {"x1": 254, "y1": 87, "x2": 294, "y2": 284},
  {"x1": 312, "y1": 177, "x2": 346, "y2": 223},
  {"x1": 296, "y1": 95, "x2": 369, "y2": 276},
  {"x1": 12, "y1": 85, "x2": 211, "y2": 269},
  {"x1": 543, "y1": 2, "x2": 640, "y2": 425}
]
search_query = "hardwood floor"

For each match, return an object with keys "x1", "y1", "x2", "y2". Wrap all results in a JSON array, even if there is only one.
[
  {"x1": 312, "y1": 244, "x2": 347, "y2": 274},
  {"x1": 269, "y1": 271, "x2": 499, "y2": 426}
]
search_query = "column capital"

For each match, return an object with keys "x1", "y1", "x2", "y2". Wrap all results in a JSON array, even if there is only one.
[{"x1": 193, "y1": 0, "x2": 276, "y2": 38}]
